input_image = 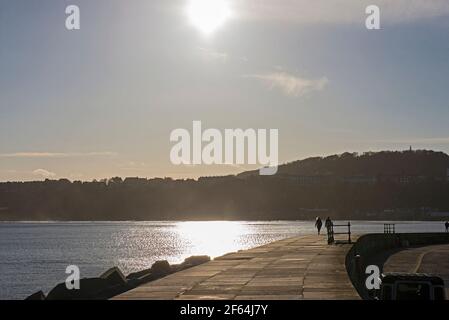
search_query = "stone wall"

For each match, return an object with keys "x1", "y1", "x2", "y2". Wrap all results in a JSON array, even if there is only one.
[{"x1": 345, "y1": 233, "x2": 449, "y2": 299}]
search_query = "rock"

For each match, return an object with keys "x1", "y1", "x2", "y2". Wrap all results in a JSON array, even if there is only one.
[
  {"x1": 174, "y1": 255, "x2": 211, "y2": 272},
  {"x1": 181, "y1": 255, "x2": 210, "y2": 268},
  {"x1": 150, "y1": 260, "x2": 172, "y2": 276},
  {"x1": 126, "y1": 268, "x2": 158, "y2": 285},
  {"x1": 170, "y1": 263, "x2": 182, "y2": 273},
  {"x1": 25, "y1": 290, "x2": 46, "y2": 300},
  {"x1": 99, "y1": 266, "x2": 127, "y2": 287},
  {"x1": 46, "y1": 267, "x2": 128, "y2": 300},
  {"x1": 46, "y1": 278, "x2": 109, "y2": 300},
  {"x1": 127, "y1": 268, "x2": 152, "y2": 280}
]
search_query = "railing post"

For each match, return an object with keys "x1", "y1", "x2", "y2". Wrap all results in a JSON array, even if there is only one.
[{"x1": 348, "y1": 222, "x2": 351, "y2": 243}]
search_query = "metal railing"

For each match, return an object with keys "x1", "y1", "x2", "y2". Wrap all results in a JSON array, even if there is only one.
[
  {"x1": 384, "y1": 223, "x2": 396, "y2": 234},
  {"x1": 327, "y1": 222, "x2": 351, "y2": 244}
]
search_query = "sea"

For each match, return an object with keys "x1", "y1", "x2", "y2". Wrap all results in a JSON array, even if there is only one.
[{"x1": 0, "y1": 220, "x2": 446, "y2": 299}]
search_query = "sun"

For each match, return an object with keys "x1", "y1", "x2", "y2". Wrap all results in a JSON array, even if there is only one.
[{"x1": 187, "y1": 0, "x2": 231, "y2": 35}]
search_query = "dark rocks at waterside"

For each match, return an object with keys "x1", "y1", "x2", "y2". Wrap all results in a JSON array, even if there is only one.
[
  {"x1": 126, "y1": 267, "x2": 153, "y2": 282},
  {"x1": 125, "y1": 260, "x2": 171, "y2": 286},
  {"x1": 45, "y1": 266, "x2": 133, "y2": 300},
  {"x1": 29, "y1": 255, "x2": 211, "y2": 300},
  {"x1": 182, "y1": 255, "x2": 211, "y2": 267},
  {"x1": 25, "y1": 290, "x2": 46, "y2": 300},
  {"x1": 172, "y1": 255, "x2": 211, "y2": 272},
  {"x1": 46, "y1": 277, "x2": 123, "y2": 300},
  {"x1": 150, "y1": 260, "x2": 172, "y2": 276},
  {"x1": 100, "y1": 267, "x2": 127, "y2": 286},
  {"x1": 125, "y1": 260, "x2": 171, "y2": 284}
]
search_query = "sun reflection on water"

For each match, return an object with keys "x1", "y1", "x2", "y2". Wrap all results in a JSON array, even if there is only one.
[{"x1": 175, "y1": 221, "x2": 249, "y2": 260}]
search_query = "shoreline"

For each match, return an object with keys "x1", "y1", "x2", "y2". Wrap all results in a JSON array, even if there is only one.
[{"x1": 1, "y1": 219, "x2": 448, "y2": 223}]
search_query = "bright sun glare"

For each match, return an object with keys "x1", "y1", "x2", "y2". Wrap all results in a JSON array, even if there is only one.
[{"x1": 187, "y1": 0, "x2": 231, "y2": 35}]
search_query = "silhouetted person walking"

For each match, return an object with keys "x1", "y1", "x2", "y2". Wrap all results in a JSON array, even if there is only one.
[
  {"x1": 325, "y1": 217, "x2": 333, "y2": 232},
  {"x1": 445, "y1": 221, "x2": 449, "y2": 233},
  {"x1": 315, "y1": 217, "x2": 323, "y2": 235}
]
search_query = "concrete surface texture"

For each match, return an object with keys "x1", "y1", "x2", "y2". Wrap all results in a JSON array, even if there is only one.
[
  {"x1": 113, "y1": 235, "x2": 360, "y2": 300},
  {"x1": 383, "y1": 244, "x2": 449, "y2": 297}
]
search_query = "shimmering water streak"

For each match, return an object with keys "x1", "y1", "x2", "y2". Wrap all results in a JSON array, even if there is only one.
[{"x1": 0, "y1": 220, "x2": 445, "y2": 299}]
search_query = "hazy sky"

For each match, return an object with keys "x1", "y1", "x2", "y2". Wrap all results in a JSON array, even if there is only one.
[{"x1": 1, "y1": 0, "x2": 449, "y2": 181}]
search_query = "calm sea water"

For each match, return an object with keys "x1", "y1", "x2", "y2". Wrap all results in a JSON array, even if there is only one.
[{"x1": 0, "y1": 220, "x2": 446, "y2": 300}]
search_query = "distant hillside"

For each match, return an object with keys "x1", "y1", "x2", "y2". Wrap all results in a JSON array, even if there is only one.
[
  {"x1": 1, "y1": 150, "x2": 449, "y2": 221},
  {"x1": 239, "y1": 150, "x2": 449, "y2": 178}
]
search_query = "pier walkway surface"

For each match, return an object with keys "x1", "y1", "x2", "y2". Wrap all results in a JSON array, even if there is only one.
[
  {"x1": 113, "y1": 235, "x2": 360, "y2": 300},
  {"x1": 384, "y1": 243, "x2": 449, "y2": 297}
]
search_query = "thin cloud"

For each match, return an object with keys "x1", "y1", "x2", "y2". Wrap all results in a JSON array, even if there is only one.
[
  {"x1": 197, "y1": 47, "x2": 228, "y2": 62},
  {"x1": 374, "y1": 137, "x2": 449, "y2": 145},
  {"x1": 0, "y1": 152, "x2": 117, "y2": 158},
  {"x1": 32, "y1": 169, "x2": 56, "y2": 178},
  {"x1": 245, "y1": 72, "x2": 328, "y2": 97},
  {"x1": 235, "y1": 0, "x2": 449, "y2": 24},
  {"x1": 117, "y1": 161, "x2": 148, "y2": 171},
  {"x1": 197, "y1": 47, "x2": 248, "y2": 63}
]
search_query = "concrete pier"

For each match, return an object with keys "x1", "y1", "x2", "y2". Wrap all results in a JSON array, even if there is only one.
[{"x1": 113, "y1": 235, "x2": 360, "y2": 300}]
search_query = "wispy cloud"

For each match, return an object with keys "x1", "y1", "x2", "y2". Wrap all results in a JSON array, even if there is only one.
[
  {"x1": 198, "y1": 47, "x2": 228, "y2": 62},
  {"x1": 244, "y1": 72, "x2": 328, "y2": 97},
  {"x1": 197, "y1": 47, "x2": 249, "y2": 64},
  {"x1": 0, "y1": 152, "x2": 117, "y2": 158},
  {"x1": 32, "y1": 169, "x2": 56, "y2": 178},
  {"x1": 374, "y1": 137, "x2": 449, "y2": 145},
  {"x1": 117, "y1": 161, "x2": 148, "y2": 171},
  {"x1": 236, "y1": 0, "x2": 449, "y2": 24}
]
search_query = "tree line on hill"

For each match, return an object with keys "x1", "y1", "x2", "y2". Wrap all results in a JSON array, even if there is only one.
[{"x1": 1, "y1": 150, "x2": 448, "y2": 221}]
